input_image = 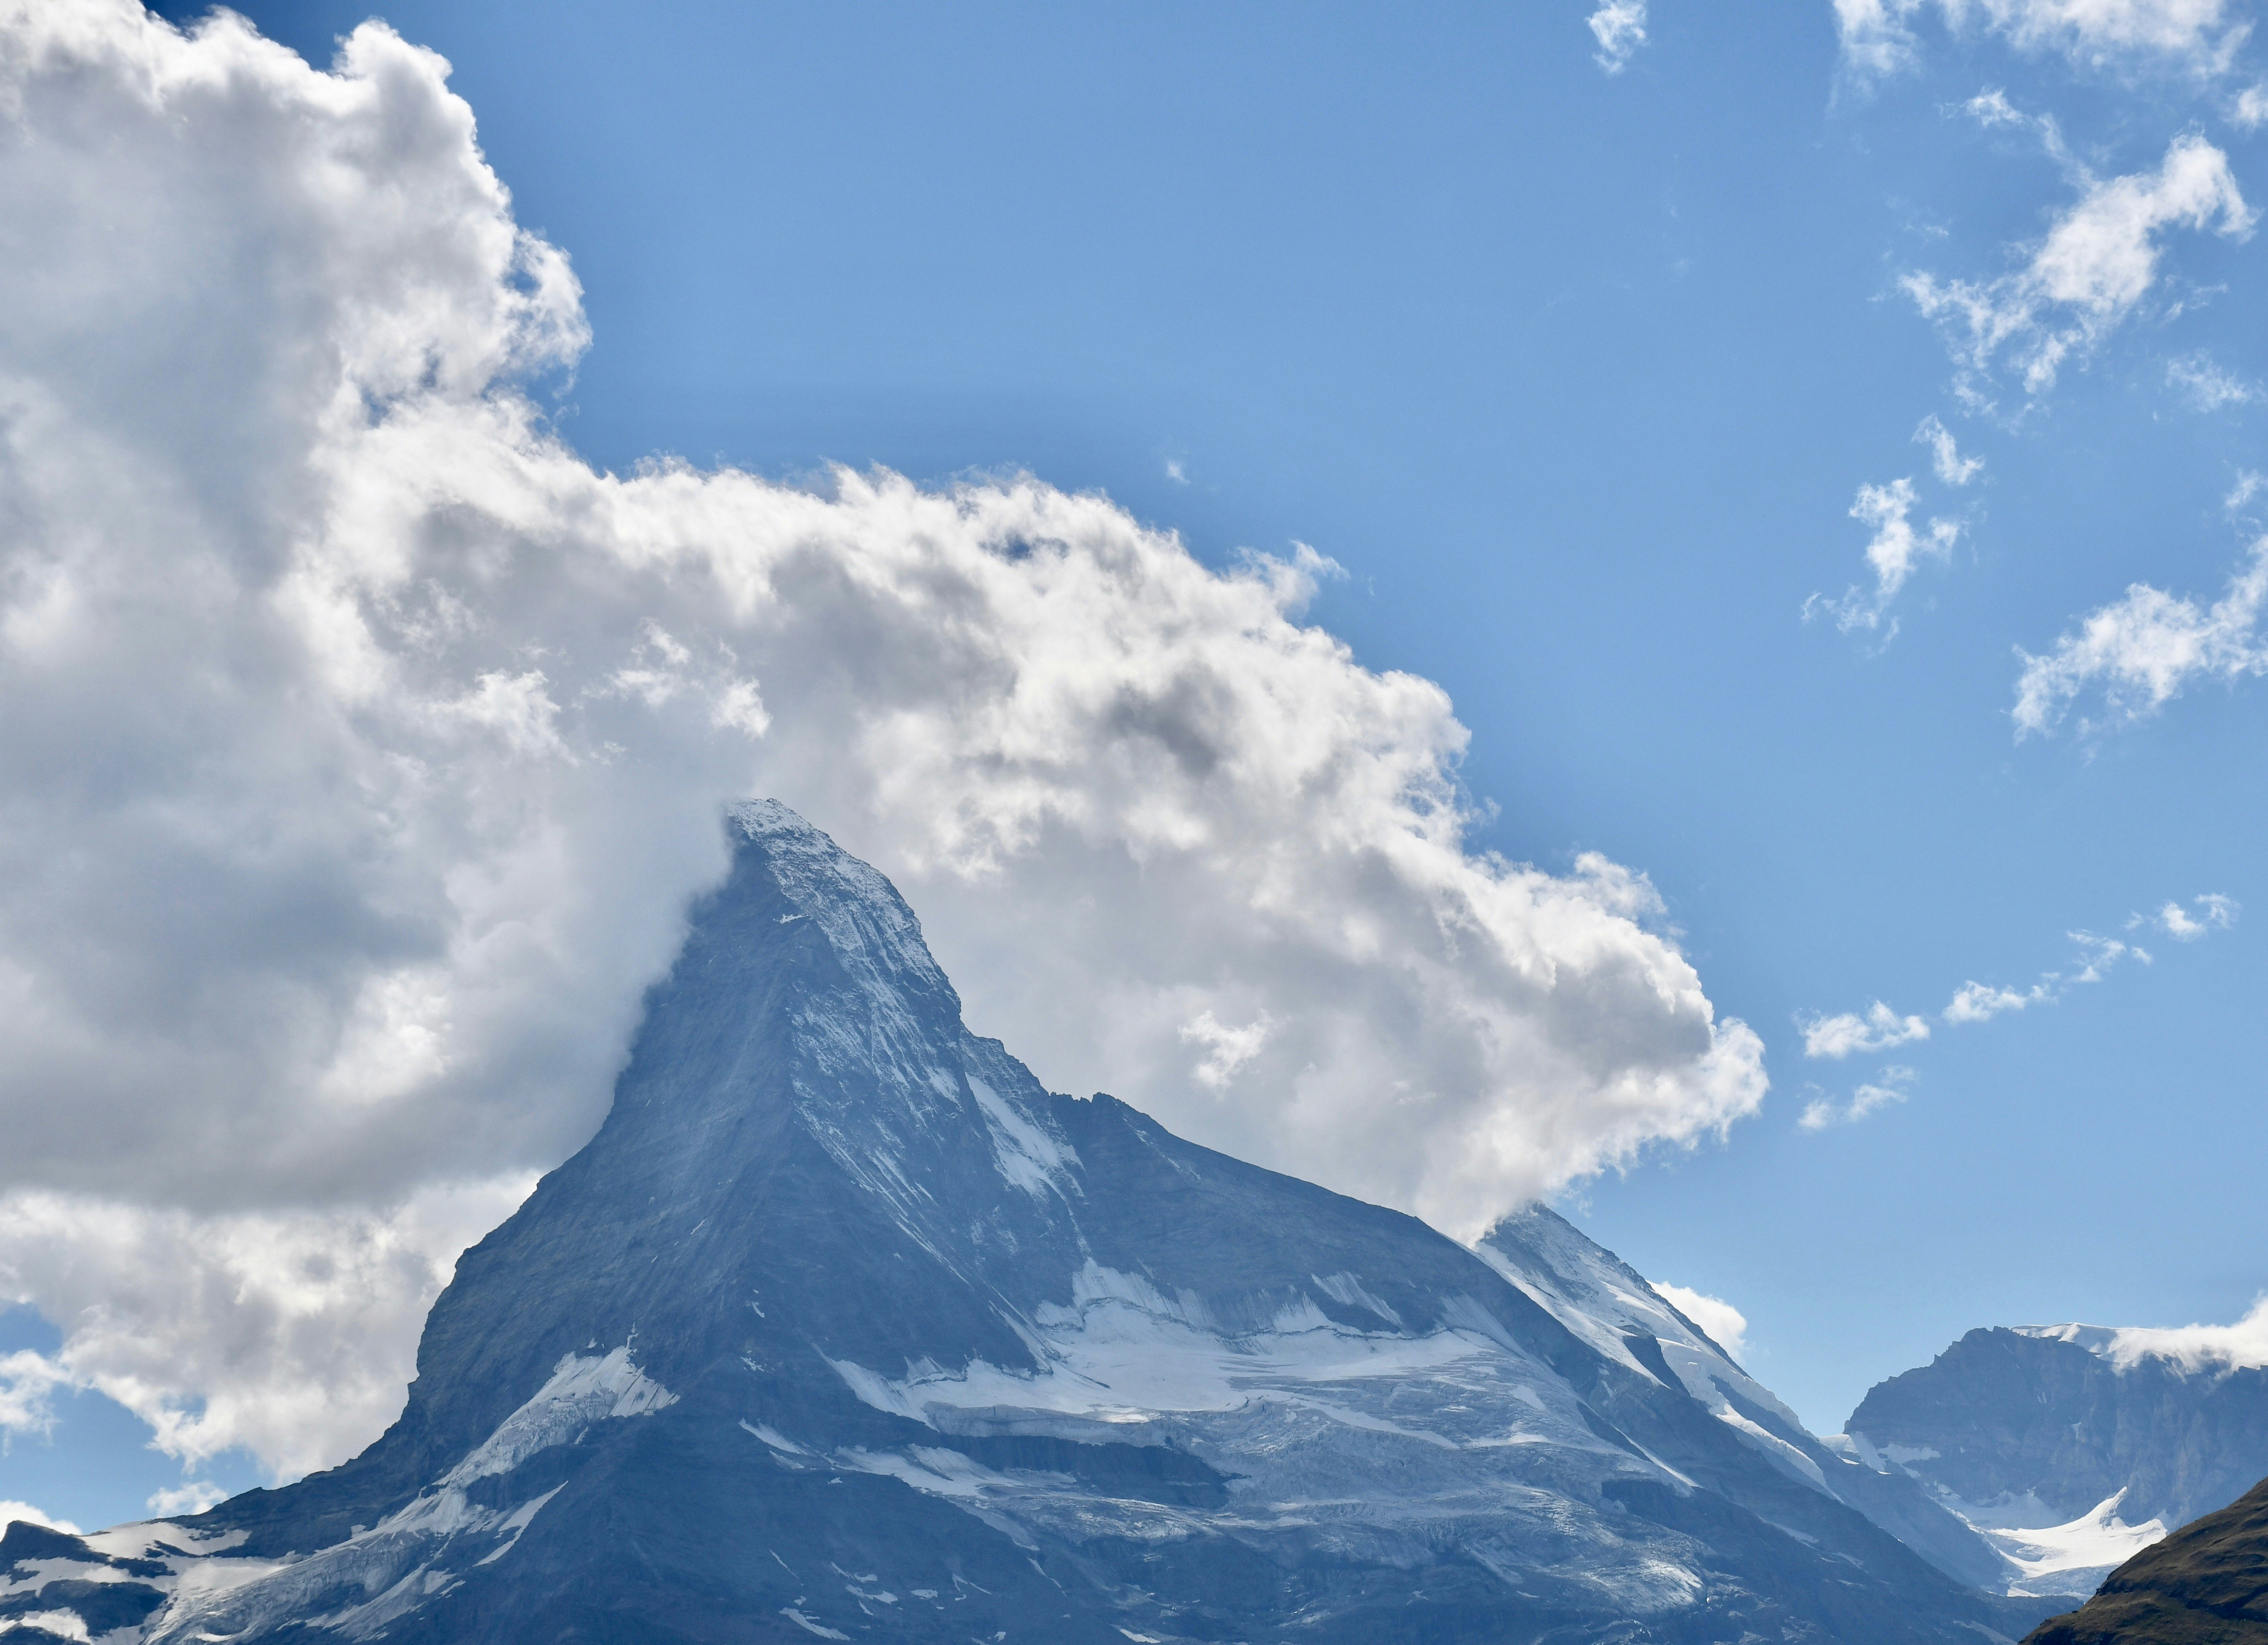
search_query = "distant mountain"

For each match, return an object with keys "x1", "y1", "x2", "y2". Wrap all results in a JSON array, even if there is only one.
[
  {"x1": 1836, "y1": 1322, "x2": 2268, "y2": 1596},
  {"x1": 0, "y1": 803, "x2": 2053, "y2": 1643},
  {"x1": 2020, "y1": 1472, "x2": 2268, "y2": 1644}
]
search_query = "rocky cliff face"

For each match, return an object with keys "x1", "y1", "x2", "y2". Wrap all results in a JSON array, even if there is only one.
[
  {"x1": 1839, "y1": 1323, "x2": 2268, "y2": 1596},
  {"x1": 0, "y1": 803, "x2": 2051, "y2": 1644}
]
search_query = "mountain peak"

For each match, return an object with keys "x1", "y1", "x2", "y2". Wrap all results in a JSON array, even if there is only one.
[
  {"x1": 721, "y1": 798, "x2": 958, "y2": 1011},
  {"x1": 1, "y1": 806, "x2": 2056, "y2": 1643}
]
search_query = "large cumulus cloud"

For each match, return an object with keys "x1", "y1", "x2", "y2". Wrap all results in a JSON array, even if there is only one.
[{"x1": 0, "y1": 0, "x2": 1764, "y2": 1486}]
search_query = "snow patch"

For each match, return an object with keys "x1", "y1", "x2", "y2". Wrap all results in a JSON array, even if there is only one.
[
  {"x1": 964, "y1": 1074, "x2": 1078, "y2": 1200},
  {"x1": 831, "y1": 1259, "x2": 1500, "y2": 1430},
  {"x1": 1311, "y1": 1272, "x2": 1404, "y2": 1328},
  {"x1": 741, "y1": 1420, "x2": 813, "y2": 1456},
  {"x1": 444, "y1": 1346, "x2": 677, "y2": 1485},
  {"x1": 1, "y1": 1612, "x2": 92, "y2": 1642},
  {"x1": 780, "y1": 1607, "x2": 852, "y2": 1640},
  {"x1": 1971, "y1": 1490, "x2": 2166, "y2": 1597},
  {"x1": 474, "y1": 1484, "x2": 565, "y2": 1566}
]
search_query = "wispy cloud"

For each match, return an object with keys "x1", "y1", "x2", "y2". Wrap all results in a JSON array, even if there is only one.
[
  {"x1": 2013, "y1": 537, "x2": 2268, "y2": 735},
  {"x1": 1945, "y1": 978, "x2": 2052, "y2": 1022},
  {"x1": 1916, "y1": 414, "x2": 1986, "y2": 484},
  {"x1": 1839, "y1": 0, "x2": 2250, "y2": 79},
  {"x1": 1801, "y1": 1001, "x2": 1933, "y2": 1058},
  {"x1": 2137, "y1": 891, "x2": 2240, "y2": 939},
  {"x1": 1800, "y1": 1066, "x2": 1916, "y2": 1130},
  {"x1": 1903, "y1": 130, "x2": 2252, "y2": 402},
  {"x1": 0, "y1": 1348, "x2": 68, "y2": 1440},
  {"x1": 1813, "y1": 897, "x2": 2235, "y2": 1044},
  {"x1": 1588, "y1": 1, "x2": 1649, "y2": 74},
  {"x1": 1942, "y1": 902, "x2": 2235, "y2": 1019},
  {"x1": 1179, "y1": 1009, "x2": 1274, "y2": 1090},
  {"x1": 2070, "y1": 928, "x2": 2149, "y2": 980},
  {"x1": 2167, "y1": 351, "x2": 2260, "y2": 409},
  {"x1": 147, "y1": 1481, "x2": 229, "y2": 1517},
  {"x1": 1805, "y1": 476, "x2": 1963, "y2": 635},
  {"x1": 1945, "y1": 928, "x2": 2146, "y2": 1017}
]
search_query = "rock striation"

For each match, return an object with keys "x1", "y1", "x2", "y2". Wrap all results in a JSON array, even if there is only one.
[{"x1": 1, "y1": 803, "x2": 2055, "y2": 1643}]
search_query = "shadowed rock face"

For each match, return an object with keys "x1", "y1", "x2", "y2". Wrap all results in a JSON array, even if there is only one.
[
  {"x1": 2023, "y1": 1473, "x2": 2268, "y2": 1645},
  {"x1": 0, "y1": 804, "x2": 2054, "y2": 1644},
  {"x1": 1849, "y1": 1328, "x2": 2268, "y2": 1535}
]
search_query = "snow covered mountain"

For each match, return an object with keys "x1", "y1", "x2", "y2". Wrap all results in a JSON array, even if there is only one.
[
  {"x1": 0, "y1": 803, "x2": 2054, "y2": 1643},
  {"x1": 1839, "y1": 1321, "x2": 2268, "y2": 1598}
]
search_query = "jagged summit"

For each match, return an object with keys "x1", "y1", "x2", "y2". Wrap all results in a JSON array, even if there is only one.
[{"x1": 1, "y1": 804, "x2": 2056, "y2": 1643}]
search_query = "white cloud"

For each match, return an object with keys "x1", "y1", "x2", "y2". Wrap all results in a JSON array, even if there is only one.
[
  {"x1": 2149, "y1": 891, "x2": 2239, "y2": 937},
  {"x1": 1903, "y1": 133, "x2": 2252, "y2": 400},
  {"x1": 1178, "y1": 1009, "x2": 1274, "y2": 1090},
  {"x1": 2234, "y1": 83, "x2": 2268, "y2": 126},
  {"x1": 2101, "y1": 1294, "x2": 2268, "y2": 1372},
  {"x1": 147, "y1": 1481, "x2": 229, "y2": 1517},
  {"x1": 0, "y1": 1500, "x2": 79, "y2": 1536},
  {"x1": 1798, "y1": 1067, "x2": 1916, "y2": 1129},
  {"x1": 2156, "y1": 899, "x2": 2206, "y2": 936},
  {"x1": 0, "y1": 4, "x2": 1767, "y2": 1481},
  {"x1": 2167, "y1": 350, "x2": 2261, "y2": 408},
  {"x1": 1800, "y1": 1000, "x2": 1933, "y2": 1057},
  {"x1": 0, "y1": 1181, "x2": 530, "y2": 1480},
  {"x1": 1653, "y1": 1282, "x2": 1748, "y2": 1360},
  {"x1": 1942, "y1": 906, "x2": 2220, "y2": 1022},
  {"x1": 2196, "y1": 890, "x2": 2241, "y2": 927},
  {"x1": 1805, "y1": 476, "x2": 1964, "y2": 635},
  {"x1": 0, "y1": 1347, "x2": 67, "y2": 1439},
  {"x1": 1915, "y1": 414, "x2": 1987, "y2": 484},
  {"x1": 2012, "y1": 536, "x2": 2268, "y2": 734},
  {"x1": 1945, "y1": 978, "x2": 2048, "y2": 1020},
  {"x1": 1589, "y1": 0, "x2": 1649, "y2": 73},
  {"x1": 2071, "y1": 928, "x2": 2150, "y2": 979},
  {"x1": 1840, "y1": 0, "x2": 2249, "y2": 77}
]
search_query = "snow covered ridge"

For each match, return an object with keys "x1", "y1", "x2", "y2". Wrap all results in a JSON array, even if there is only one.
[{"x1": 0, "y1": 1347, "x2": 676, "y2": 1642}]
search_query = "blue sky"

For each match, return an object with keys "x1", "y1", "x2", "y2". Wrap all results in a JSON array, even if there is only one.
[{"x1": 5, "y1": 0, "x2": 2267, "y2": 1528}]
